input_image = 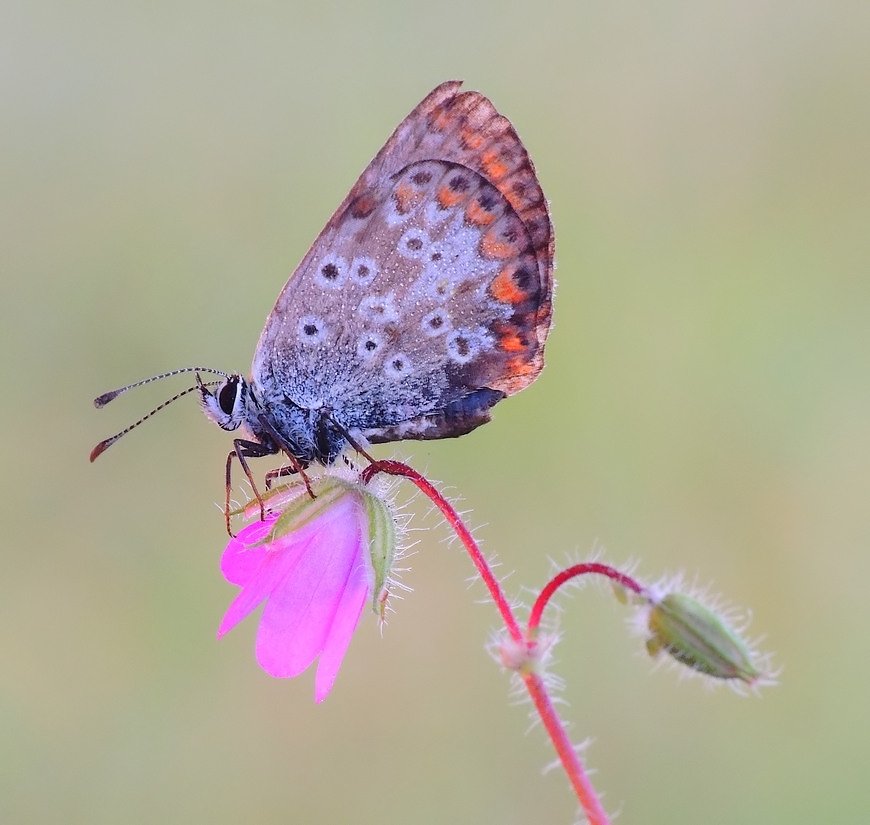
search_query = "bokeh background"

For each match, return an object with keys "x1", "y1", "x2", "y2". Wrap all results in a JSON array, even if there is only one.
[{"x1": 3, "y1": 2, "x2": 869, "y2": 822}]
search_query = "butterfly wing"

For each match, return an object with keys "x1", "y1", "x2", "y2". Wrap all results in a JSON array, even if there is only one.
[{"x1": 253, "y1": 82, "x2": 553, "y2": 447}]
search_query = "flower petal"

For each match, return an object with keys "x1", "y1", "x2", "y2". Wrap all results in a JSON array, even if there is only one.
[
  {"x1": 314, "y1": 558, "x2": 370, "y2": 703},
  {"x1": 254, "y1": 498, "x2": 361, "y2": 678},
  {"x1": 217, "y1": 530, "x2": 312, "y2": 638},
  {"x1": 220, "y1": 517, "x2": 277, "y2": 586}
]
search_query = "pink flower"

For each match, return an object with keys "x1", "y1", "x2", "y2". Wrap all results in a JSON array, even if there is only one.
[{"x1": 217, "y1": 476, "x2": 396, "y2": 702}]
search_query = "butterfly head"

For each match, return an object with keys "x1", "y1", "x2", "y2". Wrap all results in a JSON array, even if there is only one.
[{"x1": 199, "y1": 373, "x2": 253, "y2": 431}]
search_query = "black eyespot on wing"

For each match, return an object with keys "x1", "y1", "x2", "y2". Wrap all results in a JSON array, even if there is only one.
[
  {"x1": 513, "y1": 267, "x2": 533, "y2": 291},
  {"x1": 478, "y1": 192, "x2": 497, "y2": 211}
]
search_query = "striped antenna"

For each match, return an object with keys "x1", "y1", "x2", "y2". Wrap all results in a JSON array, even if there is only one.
[
  {"x1": 93, "y1": 366, "x2": 230, "y2": 408},
  {"x1": 90, "y1": 379, "x2": 221, "y2": 462}
]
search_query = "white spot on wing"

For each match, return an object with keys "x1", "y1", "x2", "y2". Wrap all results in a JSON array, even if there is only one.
[
  {"x1": 297, "y1": 315, "x2": 327, "y2": 345},
  {"x1": 350, "y1": 255, "x2": 378, "y2": 285},
  {"x1": 357, "y1": 331, "x2": 384, "y2": 361},
  {"x1": 384, "y1": 352, "x2": 412, "y2": 380},
  {"x1": 358, "y1": 292, "x2": 399, "y2": 324},
  {"x1": 397, "y1": 227, "x2": 430, "y2": 260},
  {"x1": 447, "y1": 327, "x2": 493, "y2": 365},
  {"x1": 424, "y1": 198, "x2": 455, "y2": 228},
  {"x1": 315, "y1": 254, "x2": 347, "y2": 289},
  {"x1": 421, "y1": 308, "x2": 451, "y2": 337}
]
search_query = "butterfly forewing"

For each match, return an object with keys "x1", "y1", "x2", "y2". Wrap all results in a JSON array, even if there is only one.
[{"x1": 253, "y1": 82, "x2": 553, "y2": 449}]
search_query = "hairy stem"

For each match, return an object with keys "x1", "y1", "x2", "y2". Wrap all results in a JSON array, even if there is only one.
[
  {"x1": 528, "y1": 563, "x2": 645, "y2": 636},
  {"x1": 362, "y1": 459, "x2": 610, "y2": 825}
]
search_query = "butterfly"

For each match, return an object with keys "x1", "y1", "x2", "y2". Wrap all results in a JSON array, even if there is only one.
[{"x1": 92, "y1": 81, "x2": 554, "y2": 531}]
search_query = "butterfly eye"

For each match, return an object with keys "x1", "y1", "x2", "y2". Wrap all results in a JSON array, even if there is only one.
[{"x1": 218, "y1": 380, "x2": 239, "y2": 415}]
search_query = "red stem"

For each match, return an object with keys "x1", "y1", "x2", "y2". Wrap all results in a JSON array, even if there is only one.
[
  {"x1": 362, "y1": 460, "x2": 523, "y2": 643},
  {"x1": 528, "y1": 563, "x2": 645, "y2": 636},
  {"x1": 362, "y1": 460, "x2": 610, "y2": 825},
  {"x1": 524, "y1": 671, "x2": 612, "y2": 825}
]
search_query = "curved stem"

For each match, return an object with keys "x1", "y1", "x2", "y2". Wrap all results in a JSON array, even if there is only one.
[
  {"x1": 362, "y1": 460, "x2": 610, "y2": 825},
  {"x1": 528, "y1": 563, "x2": 645, "y2": 636},
  {"x1": 362, "y1": 460, "x2": 523, "y2": 642}
]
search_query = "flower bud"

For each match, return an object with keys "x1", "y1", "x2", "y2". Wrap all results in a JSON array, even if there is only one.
[{"x1": 646, "y1": 593, "x2": 760, "y2": 684}]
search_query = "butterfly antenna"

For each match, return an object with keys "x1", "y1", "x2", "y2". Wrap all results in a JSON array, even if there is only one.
[
  {"x1": 90, "y1": 380, "x2": 220, "y2": 462},
  {"x1": 93, "y1": 366, "x2": 230, "y2": 408}
]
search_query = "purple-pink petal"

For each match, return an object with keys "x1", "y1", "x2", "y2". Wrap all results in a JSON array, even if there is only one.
[
  {"x1": 254, "y1": 498, "x2": 361, "y2": 678},
  {"x1": 218, "y1": 486, "x2": 376, "y2": 701},
  {"x1": 220, "y1": 517, "x2": 277, "y2": 586},
  {"x1": 217, "y1": 523, "x2": 314, "y2": 638},
  {"x1": 314, "y1": 557, "x2": 370, "y2": 703}
]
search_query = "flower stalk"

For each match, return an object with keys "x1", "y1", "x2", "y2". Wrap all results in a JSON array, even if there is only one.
[
  {"x1": 361, "y1": 459, "x2": 613, "y2": 825},
  {"x1": 220, "y1": 458, "x2": 767, "y2": 822}
]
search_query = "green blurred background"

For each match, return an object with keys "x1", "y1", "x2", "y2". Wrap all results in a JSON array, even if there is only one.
[{"x1": 3, "y1": 2, "x2": 869, "y2": 822}]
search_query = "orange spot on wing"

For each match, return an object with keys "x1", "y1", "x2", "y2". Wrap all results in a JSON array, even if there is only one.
[
  {"x1": 465, "y1": 199, "x2": 497, "y2": 227},
  {"x1": 461, "y1": 127, "x2": 485, "y2": 150},
  {"x1": 432, "y1": 108, "x2": 454, "y2": 131},
  {"x1": 500, "y1": 330, "x2": 526, "y2": 352},
  {"x1": 482, "y1": 149, "x2": 508, "y2": 181},
  {"x1": 507, "y1": 355, "x2": 536, "y2": 377},
  {"x1": 481, "y1": 231, "x2": 516, "y2": 259},
  {"x1": 504, "y1": 190, "x2": 524, "y2": 212},
  {"x1": 350, "y1": 193, "x2": 377, "y2": 219},
  {"x1": 437, "y1": 185, "x2": 467, "y2": 209},
  {"x1": 393, "y1": 183, "x2": 416, "y2": 214},
  {"x1": 490, "y1": 267, "x2": 526, "y2": 304}
]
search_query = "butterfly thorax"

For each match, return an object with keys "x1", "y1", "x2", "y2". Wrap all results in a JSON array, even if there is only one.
[
  {"x1": 249, "y1": 380, "x2": 348, "y2": 465},
  {"x1": 200, "y1": 373, "x2": 345, "y2": 465}
]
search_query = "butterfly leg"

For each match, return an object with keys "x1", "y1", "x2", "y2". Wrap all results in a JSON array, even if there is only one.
[
  {"x1": 225, "y1": 438, "x2": 277, "y2": 536},
  {"x1": 264, "y1": 465, "x2": 293, "y2": 490},
  {"x1": 254, "y1": 412, "x2": 316, "y2": 499},
  {"x1": 321, "y1": 411, "x2": 377, "y2": 465},
  {"x1": 263, "y1": 458, "x2": 315, "y2": 499}
]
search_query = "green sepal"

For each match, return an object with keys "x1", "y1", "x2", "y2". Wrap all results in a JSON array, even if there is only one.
[
  {"x1": 360, "y1": 486, "x2": 396, "y2": 618},
  {"x1": 648, "y1": 593, "x2": 760, "y2": 683},
  {"x1": 257, "y1": 477, "x2": 348, "y2": 545},
  {"x1": 227, "y1": 478, "x2": 306, "y2": 519}
]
